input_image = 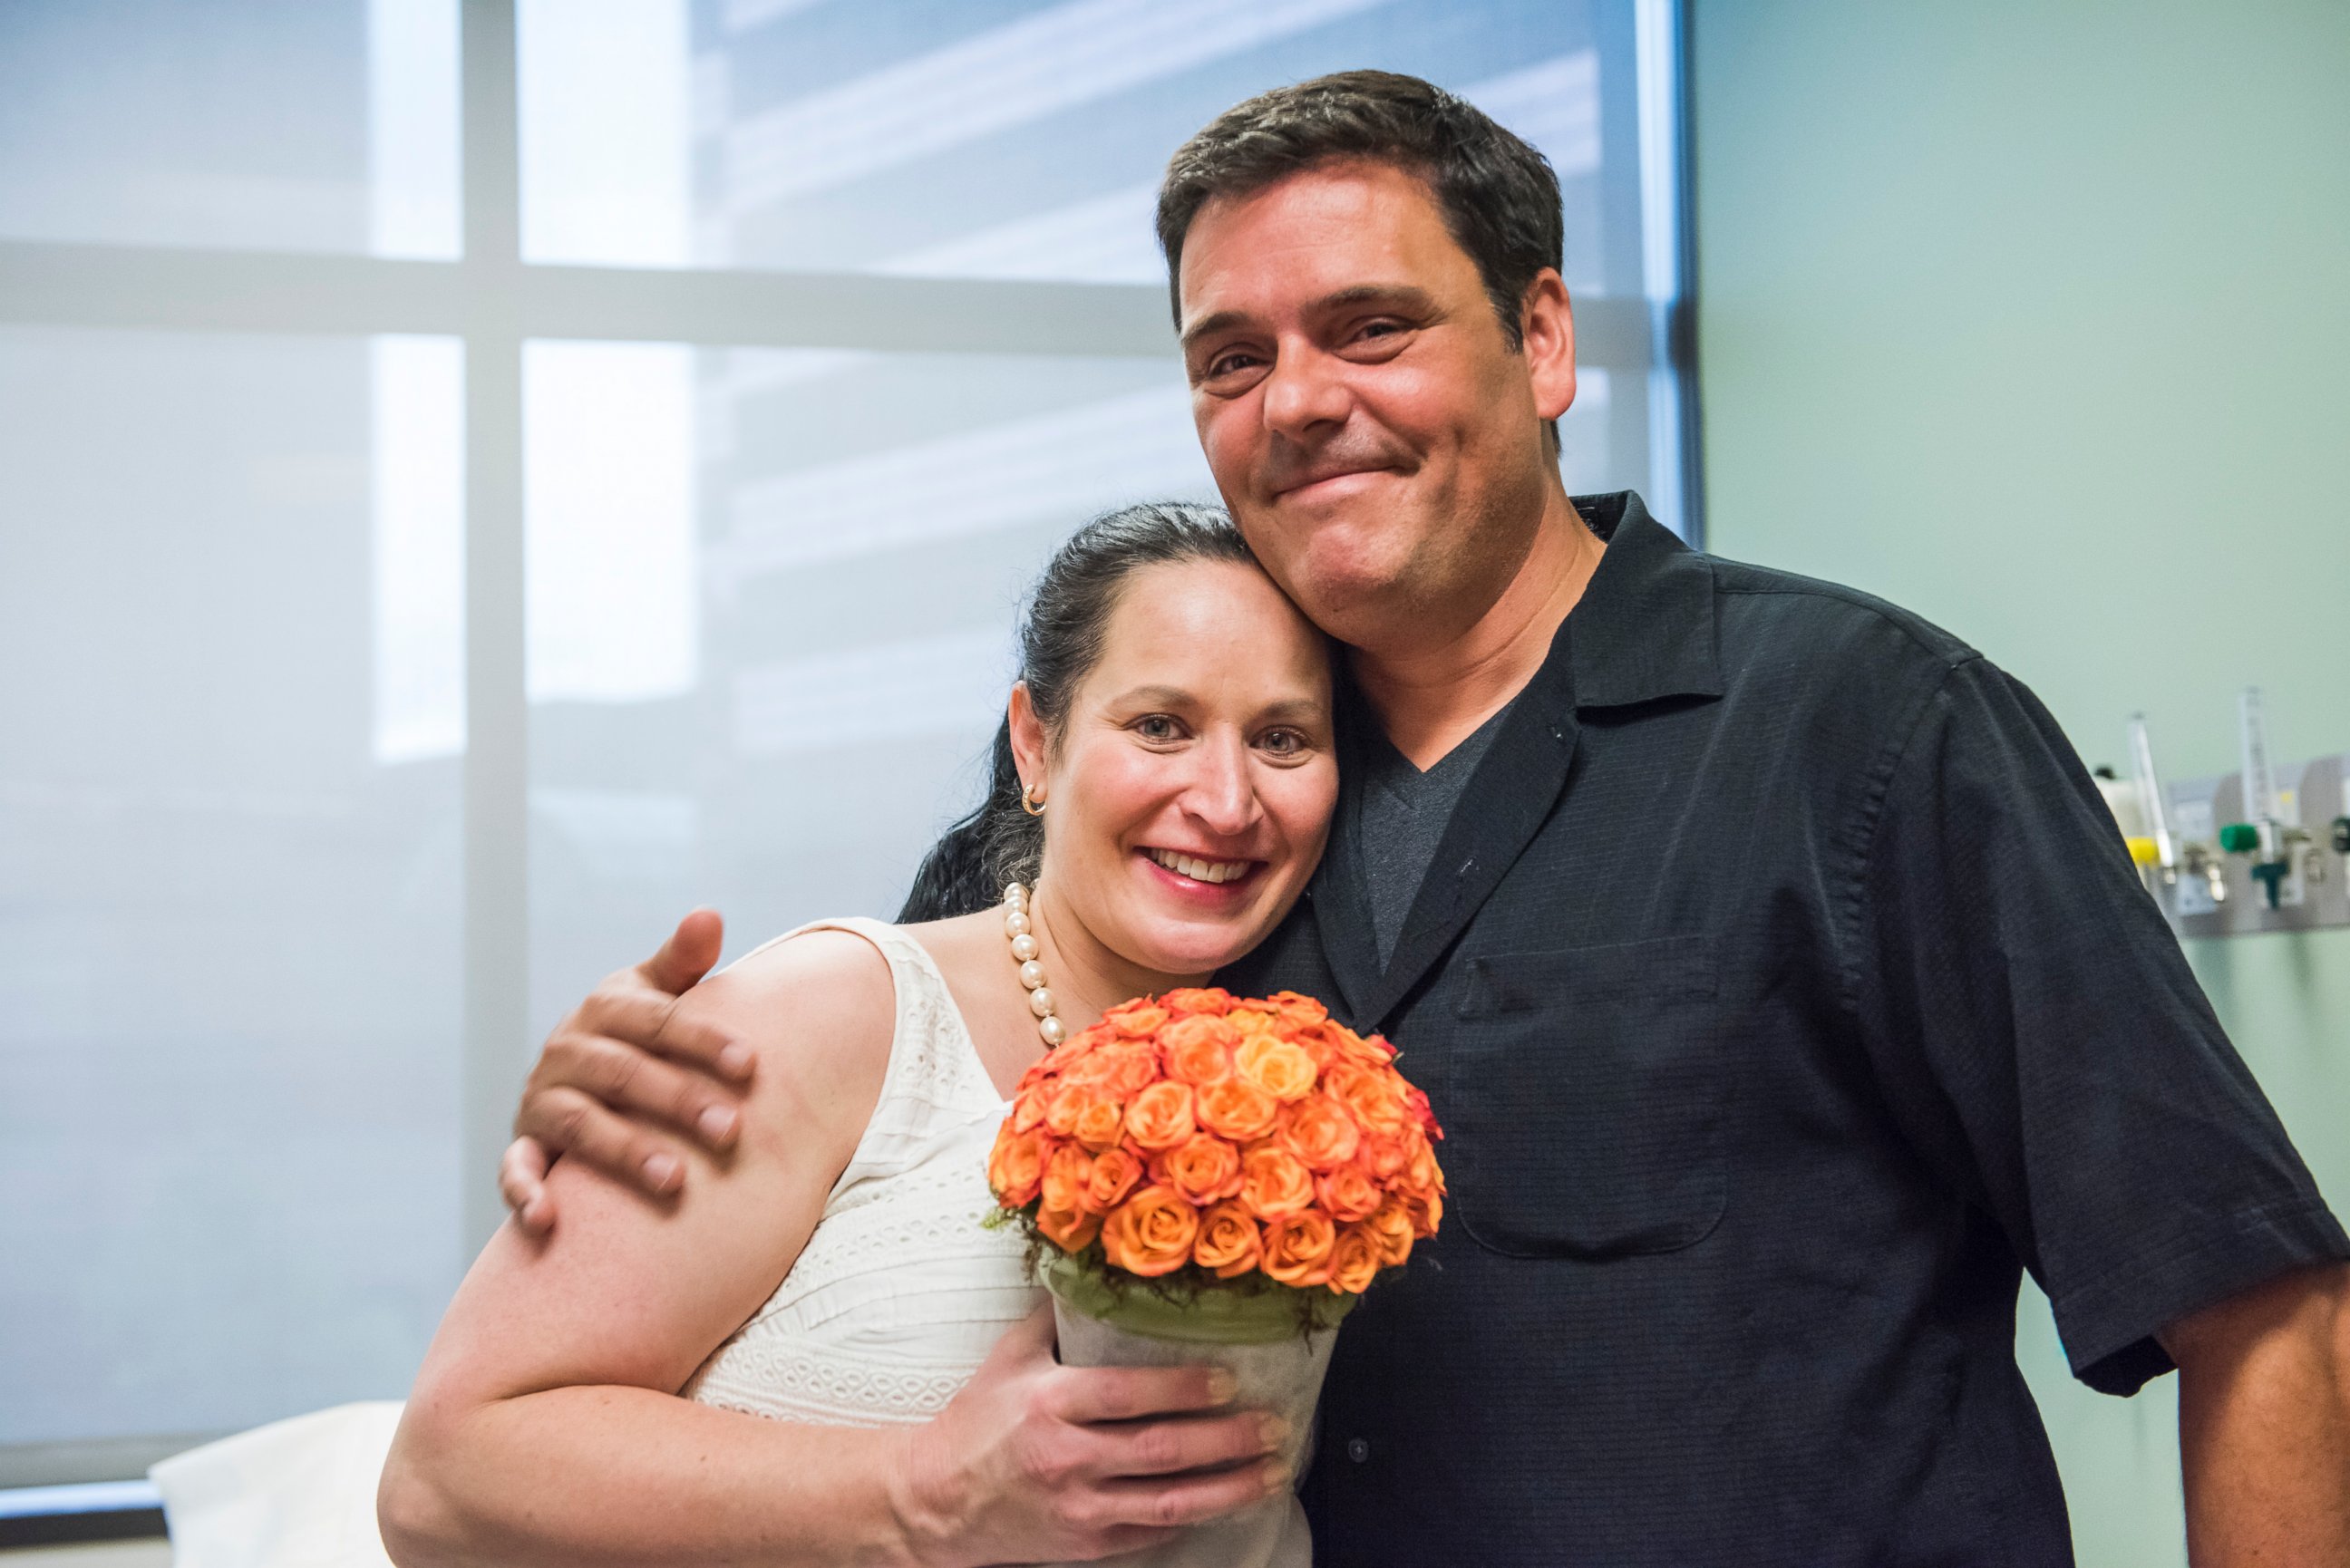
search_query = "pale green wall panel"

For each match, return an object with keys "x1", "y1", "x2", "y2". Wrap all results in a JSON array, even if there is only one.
[{"x1": 1689, "y1": 3, "x2": 2350, "y2": 1563}]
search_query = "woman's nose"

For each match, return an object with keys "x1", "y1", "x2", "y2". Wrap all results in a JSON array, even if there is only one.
[{"x1": 1181, "y1": 737, "x2": 1258, "y2": 837}]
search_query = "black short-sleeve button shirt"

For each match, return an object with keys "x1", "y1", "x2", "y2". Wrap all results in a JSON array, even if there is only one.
[{"x1": 1219, "y1": 492, "x2": 2345, "y2": 1566}]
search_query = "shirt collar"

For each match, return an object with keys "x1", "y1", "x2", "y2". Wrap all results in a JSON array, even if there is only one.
[{"x1": 1559, "y1": 490, "x2": 1724, "y2": 711}]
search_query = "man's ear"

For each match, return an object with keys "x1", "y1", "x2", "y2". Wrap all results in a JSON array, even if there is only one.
[
  {"x1": 1007, "y1": 682, "x2": 1048, "y2": 801},
  {"x1": 1520, "y1": 269, "x2": 1578, "y2": 423}
]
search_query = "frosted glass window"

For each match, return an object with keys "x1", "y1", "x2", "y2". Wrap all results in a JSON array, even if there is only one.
[
  {"x1": 0, "y1": 0, "x2": 461, "y2": 257},
  {"x1": 0, "y1": 327, "x2": 465, "y2": 1458},
  {"x1": 522, "y1": 0, "x2": 1643, "y2": 295},
  {"x1": 525, "y1": 347, "x2": 1217, "y2": 1034},
  {"x1": 1, "y1": 0, "x2": 1690, "y2": 1486}
]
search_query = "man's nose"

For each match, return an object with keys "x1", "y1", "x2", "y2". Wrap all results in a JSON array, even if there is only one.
[
  {"x1": 1259, "y1": 342, "x2": 1350, "y2": 438},
  {"x1": 1181, "y1": 736, "x2": 1258, "y2": 838}
]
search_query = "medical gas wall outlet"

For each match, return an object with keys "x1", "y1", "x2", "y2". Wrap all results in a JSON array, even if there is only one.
[{"x1": 2104, "y1": 692, "x2": 2350, "y2": 939}]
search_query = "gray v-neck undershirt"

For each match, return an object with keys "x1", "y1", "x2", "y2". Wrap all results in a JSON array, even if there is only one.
[{"x1": 1354, "y1": 699, "x2": 1515, "y2": 968}]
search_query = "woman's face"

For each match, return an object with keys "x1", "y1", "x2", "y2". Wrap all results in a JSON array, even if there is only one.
[{"x1": 1016, "y1": 556, "x2": 1338, "y2": 981}]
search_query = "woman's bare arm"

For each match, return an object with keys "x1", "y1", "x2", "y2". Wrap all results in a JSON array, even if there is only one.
[{"x1": 379, "y1": 928, "x2": 1285, "y2": 1568}]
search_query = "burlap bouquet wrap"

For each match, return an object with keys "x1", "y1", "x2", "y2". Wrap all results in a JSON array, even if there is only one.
[{"x1": 1041, "y1": 1253, "x2": 1352, "y2": 1568}]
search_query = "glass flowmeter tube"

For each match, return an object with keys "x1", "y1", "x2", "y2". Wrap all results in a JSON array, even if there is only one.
[
  {"x1": 2238, "y1": 685, "x2": 2282, "y2": 858},
  {"x1": 2126, "y1": 713, "x2": 2176, "y2": 870}
]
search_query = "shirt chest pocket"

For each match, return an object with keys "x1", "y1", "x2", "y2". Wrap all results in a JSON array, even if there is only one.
[{"x1": 1446, "y1": 934, "x2": 1726, "y2": 1259}]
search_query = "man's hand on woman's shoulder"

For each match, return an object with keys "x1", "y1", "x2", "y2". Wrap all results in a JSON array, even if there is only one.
[{"x1": 500, "y1": 907, "x2": 757, "y2": 1234}]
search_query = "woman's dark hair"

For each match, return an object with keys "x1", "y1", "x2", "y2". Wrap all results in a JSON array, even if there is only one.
[{"x1": 896, "y1": 500, "x2": 1258, "y2": 924}]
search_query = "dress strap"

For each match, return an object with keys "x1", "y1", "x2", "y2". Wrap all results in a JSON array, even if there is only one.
[{"x1": 728, "y1": 917, "x2": 1005, "y2": 1200}]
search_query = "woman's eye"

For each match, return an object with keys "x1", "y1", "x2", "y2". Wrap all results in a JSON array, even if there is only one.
[
  {"x1": 1258, "y1": 728, "x2": 1309, "y2": 757},
  {"x1": 1133, "y1": 714, "x2": 1184, "y2": 742}
]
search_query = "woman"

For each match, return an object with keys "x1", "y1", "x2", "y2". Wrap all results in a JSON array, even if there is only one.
[{"x1": 377, "y1": 502, "x2": 1343, "y2": 1566}]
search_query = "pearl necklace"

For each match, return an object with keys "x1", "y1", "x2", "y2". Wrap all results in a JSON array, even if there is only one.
[{"x1": 1001, "y1": 882, "x2": 1066, "y2": 1047}]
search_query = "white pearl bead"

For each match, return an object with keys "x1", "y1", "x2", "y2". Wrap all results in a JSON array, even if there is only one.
[
  {"x1": 1038, "y1": 1015, "x2": 1066, "y2": 1046},
  {"x1": 1027, "y1": 987, "x2": 1056, "y2": 1019},
  {"x1": 1010, "y1": 934, "x2": 1040, "y2": 962},
  {"x1": 1004, "y1": 911, "x2": 1031, "y2": 938},
  {"x1": 1003, "y1": 882, "x2": 1028, "y2": 904},
  {"x1": 1018, "y1": 960, "x2": 1047, "y2": 990}
]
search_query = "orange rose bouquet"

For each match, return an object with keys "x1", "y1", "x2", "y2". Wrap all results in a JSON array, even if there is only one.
[
  {"x1": 988, "y1": 986, "x2": 1443, "y2": 1310},
  {"x1": 986, "y1": 986, "x2": 1443, "y2": 1567}
]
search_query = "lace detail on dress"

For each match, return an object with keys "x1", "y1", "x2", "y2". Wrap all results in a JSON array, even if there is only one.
[{"x1": 683, "y1": 917, "x2": 1042, "y2": 1428}]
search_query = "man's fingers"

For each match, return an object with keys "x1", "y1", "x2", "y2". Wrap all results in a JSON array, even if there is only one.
[
  {"x1": 1048, "y1": 1361, "x2": 1241, "y2": 1426},
  {"x1": 578, "y1": 986, "x2": 753, "y2": 1086},
  {"x1": 640, "y1": 908, "x2": 725, "y2": 1005},
  {"x1": 539, "y1": 1031, "x2": 742, "y2": 1148},
  {"x1": 499, "y1": 1137, "x2": 554, "y2": 1233},
  {"x1": 514, "y1": 1086, "x2": 690, "y2": 1198}
]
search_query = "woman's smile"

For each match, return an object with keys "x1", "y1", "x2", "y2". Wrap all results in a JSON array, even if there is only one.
[{"x1": 1139, "y1": 845, "x2": 1264, "y2": 895}]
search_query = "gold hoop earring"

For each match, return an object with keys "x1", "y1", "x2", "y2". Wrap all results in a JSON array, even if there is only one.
[{"x1": 1019, "y1": 784, "x2": 1046, "y2": 818}]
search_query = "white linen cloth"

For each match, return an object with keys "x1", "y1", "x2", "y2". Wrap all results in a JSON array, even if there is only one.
[{"x1": 149, "y1": 1400, "x2": 400, "y2": 1568}]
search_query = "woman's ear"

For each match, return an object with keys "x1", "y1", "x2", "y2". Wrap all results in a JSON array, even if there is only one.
[{"x1": 1007, "y1": 682, "x2": 1048, "y2": 802}]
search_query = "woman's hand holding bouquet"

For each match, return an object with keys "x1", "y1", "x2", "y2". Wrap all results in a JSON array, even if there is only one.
[{"x1": 986, "y1": 986, "x2": 1443, "y2": 1567}]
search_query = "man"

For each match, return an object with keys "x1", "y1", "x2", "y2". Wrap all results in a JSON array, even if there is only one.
[{"x1": 500, "y1": 73, "x2": 2350, "y2": 1563}]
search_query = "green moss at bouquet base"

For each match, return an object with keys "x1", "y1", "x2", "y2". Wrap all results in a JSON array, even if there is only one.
[{"x1": 1038, "y1": 1249, "x2": 1356, "y2": 1343}]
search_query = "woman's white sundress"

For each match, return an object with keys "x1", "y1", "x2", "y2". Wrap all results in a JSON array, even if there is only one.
[{"x1": 682, "y1": 916, "x2": 1045, "y2": 1427}]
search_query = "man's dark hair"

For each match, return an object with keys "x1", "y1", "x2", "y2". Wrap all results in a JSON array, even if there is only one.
[{"x1": 1155, "y1": 69, "x2": 1564, "y2": 352}]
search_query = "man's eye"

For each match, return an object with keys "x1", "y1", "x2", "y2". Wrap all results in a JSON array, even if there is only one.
[{"x1": 1205, "y1": 350, "x2": 1259, "y2": 379}]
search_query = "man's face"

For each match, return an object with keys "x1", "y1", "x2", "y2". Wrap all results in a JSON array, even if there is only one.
[{"x1": 1177, "y1": 160, "x2": 1575, "y2": 648}]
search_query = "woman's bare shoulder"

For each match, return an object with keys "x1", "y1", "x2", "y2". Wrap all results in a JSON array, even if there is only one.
[{"x1": 681, "y1": 925, "x2": 901, "y2": 1130}]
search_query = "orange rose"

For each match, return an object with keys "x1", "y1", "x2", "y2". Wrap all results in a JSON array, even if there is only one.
[
  {"x1": 1010, "y1": 1086, "x2": 1051, "y2": 1134},
  {"x1": 1326, "y1": 1222, "x2": 1384, "y2": 1294},
  {"x1": 1356, "y1": 1129, "x2": 1412, "y2": 1181},
  {"x1": 1044, "y1": 1081, "x2": 1086, "y2": 1138},
  {"x1": 1238, "y1": 1144, "x2": 1316, "y2": 1219},
  {"x1": 1099, "y1": 1186, "x2": 1199, "y2": 1277},
  {"x1": 1037, "y1": 1202, "x2": 1102, "y2": 1253},
  {"x1": 1073, "y1": 1042, "x2": 1161, "y2": 1099},
  {"x1": 988, "y1": 1125, "x2": 1047, "y2": 1207},
  {"x1": 1322, "y1": 1063, "x2": 1407, "y2": 1135},
  {"x1": 1268, "y1": 991, "x2": 1329, "y2": 1026},
  {"x1": 1364, "y1": 1197, "x2": 1416, "y2": 1265},
  {"x1": 1196, "y1": 1077, "x2": 1280, "y2": 1142},
  {"x1": 1403, "y1": 1187, "x2": 1442, "y2": 1239},
  {"x1": 1192, "y1": 1200, "x2": 1264, "y2": 1279},
  {"x1": 1083, "y1": 1146, "x2": 1144, "y2": 1214},
  {"x1": 1071, "y1": 1089, "x2": 1126, "y2": 1151},
  {"x1": 1403, "y1": 1128, "x2": 1445, "y2": 1195},
  {"x1": 1261, "y1": 1208, "x2": 1336, "y2": 1287},
  {"x1": 1122, "y1": 1080, "x2": 1197, "y2": 1150},
  {"x1": 1153, "y1": 1131, "x2": 1244, "y2": 1205},
  {"x1": 1277, "y1": 1094, "x2": 1362, "y2": 1172},
  {"x1": 1335, "y1": 1027, "x2": 1396, "y2": 1065},
  {"x1": 1161, "y1": 986, "x2": 1232, "y2": 1015},
  {"x1": 1161, "y1": 1013, "x2": 1238, "y2": 1084},
  {"x1": 1108, "y1": 1002, "x2": 1170, "y2": 1038},
  {"x1": 1041, "y1": 1141, "x2": 1093, "y2": 1215},
  {"x1": 1403, "y1": 1082, "x2": 1442, "y2": 1138},
  {"x1": 1236, "y1": 1033, "x2": 1318, "y2": 1102},
  {"x1": 1314, "y1": 1162, "x2": 1383, "y2": 1223}
]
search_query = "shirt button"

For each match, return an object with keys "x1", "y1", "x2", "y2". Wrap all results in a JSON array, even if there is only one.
[{"x1": 1346, "y1": 1437, "x2": 1370, "y2": 1464}]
